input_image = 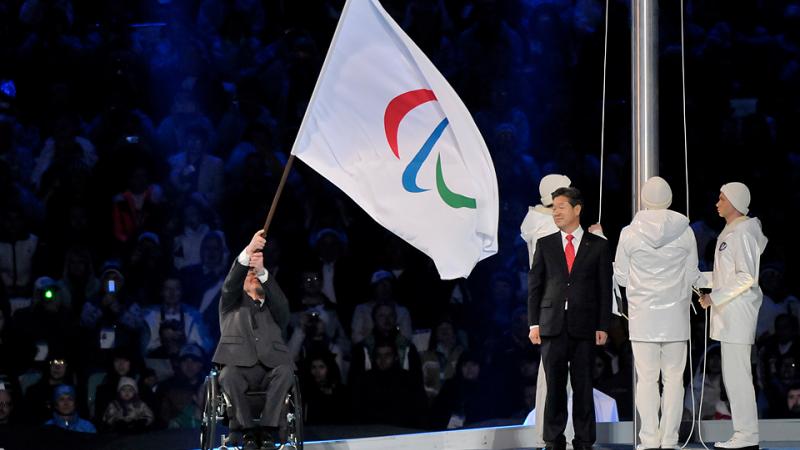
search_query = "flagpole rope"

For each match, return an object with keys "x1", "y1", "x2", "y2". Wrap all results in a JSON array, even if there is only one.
[
  {"x1": 679, "y1": 2, "x2": 712, "y2": 448},
  {"x1": 598, "y1": 0, "x2": 610, "y2": 223},
  {"x1": 680, "y1": 0, "x2": 691, "y2": 221}
]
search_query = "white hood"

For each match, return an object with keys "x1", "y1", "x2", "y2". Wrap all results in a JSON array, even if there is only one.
[
  {"x1": 736, "y1": 217, "x2": 768, "y2": 254},
  {"x1": 630, "y1": 209, "x2": 690, "y2": 249}
]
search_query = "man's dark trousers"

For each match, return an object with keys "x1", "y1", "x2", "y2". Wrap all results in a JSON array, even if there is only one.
[
  {"x1": 219, "y1": 363, "x2": 294, "y2": 429},
  {"x1": 540, "y1": 318, "x2": 595, "y2": 448}
]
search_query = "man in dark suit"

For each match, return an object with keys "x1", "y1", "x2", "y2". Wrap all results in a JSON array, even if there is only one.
[
  {"x1": 212, "y1": 230, "x2": 294, "y2": 450},
  {"x1": 527, "y1": 187, "x2": 612, "y2": 450}
]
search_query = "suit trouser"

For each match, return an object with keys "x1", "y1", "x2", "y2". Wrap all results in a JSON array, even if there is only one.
[
  {"x1": 720, "y1": 342, "x2": 759, "y2": 445},
  {"x1": 534, "y1": 357, "x2": 574, "y2": 446},
  {"x1": 631, "y1": 341, "x2": 687, "y2": 448},
  {"x1": 219, "y1": 363, "x2": 294, "y2": 429},
  {"x1": 541, "y1": 332, "x2": 595, "y2": 446}
]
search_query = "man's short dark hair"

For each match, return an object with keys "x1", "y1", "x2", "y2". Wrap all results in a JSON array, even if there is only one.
[{"x1": 551, "y1": 187, "x2": 583, "y2": 208}]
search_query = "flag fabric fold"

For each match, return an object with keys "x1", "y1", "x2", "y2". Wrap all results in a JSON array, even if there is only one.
[{"x1": 291, "y1": 0, "x2": 499, "y2": 279}]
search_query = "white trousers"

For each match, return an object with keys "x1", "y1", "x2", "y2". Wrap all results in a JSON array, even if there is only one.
[
  {"x1": 631, "y1": 341, "x2": 687, "y2": 449},
  {"x1": 720, "y1": 342, "x2": 759, "y2": 445}
]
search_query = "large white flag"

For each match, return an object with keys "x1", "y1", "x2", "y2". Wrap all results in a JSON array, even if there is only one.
[{"x1": 291, "y1": 0, "x2": 498, "y2": 279}]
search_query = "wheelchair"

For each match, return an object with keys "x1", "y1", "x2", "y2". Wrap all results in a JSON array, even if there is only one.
[{"x1": 200, "y1": 366, "x2": 304, "y2": 450}]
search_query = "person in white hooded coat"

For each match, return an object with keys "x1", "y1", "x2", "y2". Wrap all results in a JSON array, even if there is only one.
[
  {"x1": 521, "y1": 173, "x2": 571, "y2": 447},
  {"x1": 699, "y1": 182, "x2": 768, "y2": 450},
  {"x1": 614, "y1": 176, "x2": 702, "y2": 450}
]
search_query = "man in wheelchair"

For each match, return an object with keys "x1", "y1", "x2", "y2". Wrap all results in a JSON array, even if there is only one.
[{"x1": 212, "y1": 230, "x2": 295, "y2": 450}]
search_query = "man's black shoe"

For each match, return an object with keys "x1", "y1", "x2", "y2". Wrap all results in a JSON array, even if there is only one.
[
  {"x1": 259, "y1": 427, "x2": 278, "y2": 450},
  {"x1": 544, "y1": 442, "x2": 567, "y2": 450},
  {"x1": 242, "y1": 433, "x2": 260, "y2": 450}
]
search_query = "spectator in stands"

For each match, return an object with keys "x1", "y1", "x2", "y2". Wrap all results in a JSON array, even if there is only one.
[
  {"x1": 31, "y1": 114, "x2": 97, "y2": 191},
  {"x1": 156, "y1": 92, "x2": 214, "y2": 157},
  {"x1": 179, "y1": 230, "x2": 229, "y2": 319},
  {"x1": 430, "y1": 351, "x2": 497, "y2": 429},
  {"x1": 352, "y1": 340, "x2": 427, "y2": 428},
  {"x1": 310, "y1": 228, "x2": 360, "y2": 327},
  {"x1": 157, "y1": 344, "x2": 206, "y2": 429},
  {"x1": 0, "y1": 203, "x2": 40, "y2": 299},
  {"x1": 146, "y1": 319, "x2": 187, "y2": 380},
  {"x1": 289, "y1": 268, "x2": 349, "y2": 355},
  {"x1": 351, "y1": 270, "x2": 412, "y2": 344},
  {"x1": 79, "y1": 262, "x2": 144, "y2": 364},
  {"x1": 56, "y1": 246, "x2": 99, "y2": 314},
  {"x1": 487, "y1": 271, "x2": 519, "y2": 332},
  {"x1": 760, "y1": 314, "x2": 800, "y2": 384},
  {"x1": 124, "y1": 232, "x2": 169, "y2": 306},
  {"x1": 10, "y1": 277, "x2": 78, "y2": 373},
  {"x1": 25, "y1": 356, "x2": 77, "y2": 424},
  {"x1": 112, "y1": 162, "x2": 165, "y2": 245},
  {"x1": 786, "y1": 384, "x2": 800, "y2": 418},
  {"x1": 101, "y1": 376, "x2": 154, "y2": 433},
  {"x1": 44, "y1": 384, "x2": 96, "y2": 433},
  {"x1": 0, "y1": 157, "x2": 43, "y2": 226},
  {"x1": 168, "y1": 125, "x2": 224, "y2": 206},
  {"x1": 289, "y1": 309, "x2": 347, "y2": 381},
  {"x1": 350, "y1": 302, "x2": 422, "y2": 385},
  {"x1": 0, "y1": 383, "x2": 17, "y2": 426},
  {"x1": 486, "y1": 306, "x2": 540, "y2": 415},
  {"x1": 142, "y1": 276, "x2": 213, "y2": 356},
  {"x1": 756, "y1": 264, "x2": 800, "y2": 341},
  {"x1": 92, "y1": 346, "x2": 139, "y2": 423},
  {"x1": 171, "y1": 194, "x2": 218, "y2": 270},
  {"x1": 420, "y1": 318, "x2": 465, "y2": 400},
  {"x1": 301, "y1": 352, "x2": 350, "y2": 425}
]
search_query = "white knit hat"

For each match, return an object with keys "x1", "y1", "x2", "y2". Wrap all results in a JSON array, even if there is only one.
[
  {"x1": 539, "y1": 174, "x2": 571, "y2": 206},
  {"x1": 720, "y1": 182, "x2": 750, "y2": 215},
  {"x1": 641, "y1": 176, "x2": 672, "y2": 210},
  {"x1": 117, "y1": 376, "x2": 138, "y2": 393}
]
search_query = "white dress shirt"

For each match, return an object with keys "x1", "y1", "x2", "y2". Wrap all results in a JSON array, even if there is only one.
[
  {"x1": 560, "y1": 226, "x2": 584, "y2": 254},
  {"x1": 237, "y1": 250, "x2": 269, "y2": 306}
]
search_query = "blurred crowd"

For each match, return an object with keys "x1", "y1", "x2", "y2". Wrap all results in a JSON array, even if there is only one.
[{"x1": 0, "y1": 0, "x2": 799, "y2": 440}]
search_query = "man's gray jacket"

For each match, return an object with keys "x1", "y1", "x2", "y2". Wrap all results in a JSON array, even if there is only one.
[{"x1": 211, "y1": 261, "x2": 294, "y2": 368}]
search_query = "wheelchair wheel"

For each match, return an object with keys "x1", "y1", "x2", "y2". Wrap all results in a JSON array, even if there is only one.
[
  {"x1": 279, "y1": 376, "x2": 304, "y2": 450},
  {"x1": 200, "y1": 371, "x2": 219, "y2": 450}
]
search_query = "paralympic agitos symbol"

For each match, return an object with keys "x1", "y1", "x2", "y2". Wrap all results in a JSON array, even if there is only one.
[{"x1": 383, "y1": 89, "x2": 477, "y2": 209}]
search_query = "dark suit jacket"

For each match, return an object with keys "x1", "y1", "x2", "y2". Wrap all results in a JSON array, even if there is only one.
[
  {"x1": 211, "y1": 261, "x2": 294, "y2": 368},
  {"x1": 528, "y1": 230, "x2": 612, "y2": 339}
]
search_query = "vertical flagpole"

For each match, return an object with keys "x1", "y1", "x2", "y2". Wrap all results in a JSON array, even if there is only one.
[
  {"x1": 260, "y1": 0, "x2": 356, "y2": 236},
  {"x1": 631, "y1": 0, "x2": 659, "y2": 446},
  {"x1": 632, "y1": 0, "x2": 660, "y2": 213}
]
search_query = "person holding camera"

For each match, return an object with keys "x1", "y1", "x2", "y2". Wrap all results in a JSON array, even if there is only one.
[
  {"x1": 78, "y1": 262, "x2": 145, "y2": 367},
  {"x1": 212, "y1": 230, "x2": 294, "y2": 450},
  {"x1": 287, "y1": 309, "x2": 347, "y2": 381}
]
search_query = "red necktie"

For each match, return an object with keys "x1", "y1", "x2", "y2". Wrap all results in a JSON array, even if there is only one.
[{"x1": 565, "y1": 234, "x2": 575, "y2": 273}]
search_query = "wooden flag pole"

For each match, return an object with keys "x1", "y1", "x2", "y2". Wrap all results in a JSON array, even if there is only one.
[{"x1": 262, "y1": 154, "x2": 296, "y2": 236}]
